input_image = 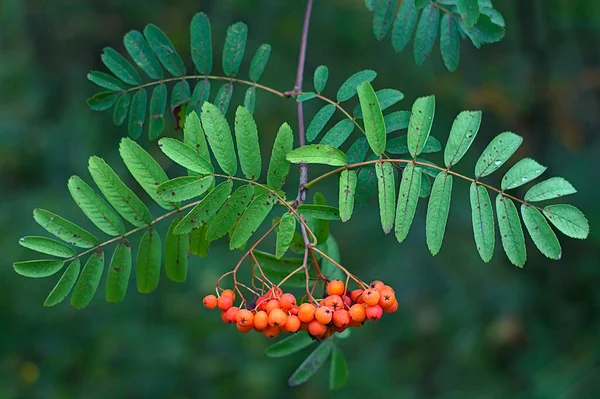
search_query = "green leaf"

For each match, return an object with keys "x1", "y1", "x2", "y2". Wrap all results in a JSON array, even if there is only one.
[
  {"x1": 387, "y1": 135, "x2": 441, "y2": 155},
  {"x1": 309, "y1": 192, "x2": 330, "y2": 245},
  {"x1": 119, "y1": 137, "x2": 175, "y2": 210},
  {"x1": 234, "y1": 106, "x2": 262, "y2": 180},
  {"x1": 190, "y1": 12, "x2": 213, "y2": 74},
  {"x1": 391, "y1": 0, "x2": 418, "y2": 52},
  {"x1": 314, "y1": 65, "x2": 329, "y2": 93},
  {"x1": 286, "y1": 144, "x2": 348, "y2": 167},
  {"x1": 329, "y1": 347, "x2": 348, "y2": 390},
  {"x1": 158, "y1": 137, "x2": 214, "y2": 175},
  {"x1": 460, "y1": 14, "x2": 504, "y2": 49},
  {"x1": 249, "y1": 43, "x2": 271, "y2": 81},
  {"x1": 68, "y1": 176, "x2": 126, "y2": 236},
  {"x1": 230, "y1": 194, "x2": 275, "y2": 249},
  {"x1": 44, "y1": 259, "x2": 81, "y2": 307},
  {"x1": 113, "y1": 93, "x2": 131, "y2": 126},
  {"x1": 337, "y1": 70, "x2": 377, "y2": 103},
  {"x1": 355, "y1": 165, "x2": 377, "y2": 205},
  {"x1": 407, "y1": 95, "x2": 436, "y2": 158},
  {"x1": 354, "y1": 89, "x2": 404, "y2": 119},
  {"x1": 420, "y1": 174, "x2": 432, "y2": 198},
  {"x1": 71, "y1": 249, "x2": 104, "y2": 309},
  {"x1": 171, "y1": 81, "x2": 191, "y2": 113},
  {"x1": 415, "y1": 0, "x2": 430, "y2": 9},
  {"x1": 88, "y1": 156, "x2": 153, "y2": 227},
  {"x1": 267, "y1": 123, "x2": 294, "y2": 190},
  {"x1": 385, "y1": 110, "x2": 411, "y2": 133},
  {"x1": 105, "y1": 240, "x2": 132, "y2": 303},
  {"x1": 288, "y1": 340, "x2": 334, "y2": 387},
  {"x1": 128, "y1": 89, "x2": 147, "y2": 140},
  {"x1": 188, "y1": 79, "x2": 211, "y2": 117},
  {"x1": 470, "y1": 183, "x2": 495, "y2": 262},
  {"x1": 253, "y1": 251, "x2": 314, "y2": 288},
  {"x1": 136, "y1": 228, "x2": 161, "y2": 294},
  {"x1": 501, "y1": 158, "x2": 546, "y2": 190},
  {"x1": 457, "y1": 0, "x2": 480, "y2": 27},
  {"x1": 319, "y1": 235, "x2": 343, "y2": 281},
  {"x1": 123, "y1": 30, "x2": 163, "y2": 79},
  {"x1": 87, "y1": 71, "x2": 126, "y2": 91},
  {"x1": 265, "y1": 333, "x2": 314, "y2": 358},
  {"x1": 297, "y1": 92, "x2": 317, "y2": 102},
  {"x1": 347, "y1": 137, "x2": 369, "y2": 164},
  {"x1": 425, "y1": 173, "x2": 453, "y2": 255},
  {"x1": 339, "y1": 170, "x2": 357, "y2": 222},
  {"x1": 206, "y1": 184, "x2": 255, "y2": 241},
  {"x1": 144, "y1": 24, "x2": 185, "y2": 77},
  {"x1": 373, "y1": 0, "x2": 398, "y2": 40},
  {"x1": 306, "y1": 104, "x2": 336, "y2": 142},
  {"x1": 444, "y1": 110, "x2": 482, "y2": 167},
  {"x1": 524, "y1": 177, "x2": 576, "y2": 202},
  {"x1": 157, "y1": 176, "x2": 213, "y2": 202},
  {"x1": 357, "y1": 82, "x2": 387, "y2": 155},
  {"x1": 475, "y1": 132, "x2": 523, "y2": 178},
  {"x1": 365, "y1": 0, "x2": 377, "y2": 11},
  {"x1": 19, "y1": 236, "x2": 76, "y2": 258},
  {"x1": 521, "y1": 205, "x2": 561, "y2": 260},
  {"x1": 100, "y1": 47, "x2": 141, "y2": 85},
  {"x1": 395, "y1": 163, "x2": 422, "y2": 242},
  {"x1": 480, "y1": 6, "x2": 505, "y2": 27},
  {"x1": 165, "y1": 216, "x2": 190, "y2": 282},
  {"x1": 543, "y1": 204, "x2": 589, "y2": 240},
  {"x1": 184, "y1": 111, "x2": 212, "y2": 169},
  {"x1": 87, "y1": 92, "x2": 119, "y2": 111},
  {"x1": 13, "y1": 259, "x2": 65, "y2": 278},
  {"x1": 276, "y1": 213, "x2": 297, "y2": 259},
  {"x1": 201, "y1": 102, "x2": 237, "y2": 175},
  {"x1": 175, "y1": 180, "x2": 233, "y2": 234},
  {"x1": 414, "y1": 4, "x2": 440, "y2": 65},
  {"x1": 244, "y1": 87, "x2": 256, "y2": 114},
  {"x1": 298, "y1": 204, "x2": 341, "y2": 221},
  {"x1": 222, "y1": 22, "x2": 247, "y2": 77},
  {"x1": 190, "y1": 223, "x2": 211, "y2": 257},
  {"x1": 214, "y1": 82, "x2": 233, "y2": 115},
  {"x1": 320, "y1": 119, "x2": 355, "y2": 148},
  {"x1": 440, "y1": 13, "x2": 460, "y2": 72},
  {"x1": 33, "y1": 209, "x2": 98, "y2": 249},
  {"x1": 496, "y1": 195, "x2": 526, "y2": 267},
  {"x1": 375, "y1": 162, "x2": 396, "y2": 234}
]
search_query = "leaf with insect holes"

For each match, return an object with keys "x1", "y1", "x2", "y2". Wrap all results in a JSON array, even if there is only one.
[
  {"x1": 235, "y1": 106, "x2": 261, "y2": 180},
  {"x1": 105, "y1": 240, "x2": 132, "y2": 303},
  {"x1": 339, "y1": 170, "x2": 357, "y2": 222},
  {"x1": 128, "y1": 89, "x2": 147, "y2": 140},
  {"x1": 414, "y1": 4, "x2": 440, "y2": 65},
  {"x1": 521, "y1": 205, "x2": 561, "y2": 260},
  {"x1": 201, "y1": 102, "x2": 237, "y2": 175},
  {"x1": 470, "y1": 183, "x2": 495, "y2": 262},
  {"x1": 444, "y1": 110, "x2": 481, "y2": 167},
  {"x1": 320, "y1": 119, "x2": 355, "y2": 148},
  {"x1": 144, "y1": 24, "x2": 185, "y2": 76},
  {"x1": 496, "y1": 195, "x2": 526, "y2": 267},
  {"x1": 165, "y1": 216, "x2": 190, "y2": 282},
  {"x1": 375, "y1": 162, "x2": 396, "y2": 234},
  {"x1": 426, "y1": 173, "x2": 453, "y2": 255},
  {"x1": 298, "y1": 204, "x2": 341, "y2": 221},
  {"x1": 501, "y1": 158, "x2": 546, "y2": 190},
  {"x1": 286, "y1": 145, "x2": 347, "y2": 167},
  {"x1": 276, "y1": 213, "x2": 296, "y2": 259},
  {"x1": 249, "y1": 44, "x2": 271, "y2": 81},
  {"x1": 113, "y1": 93, "x2": 131, "y2": 126},
  {"x1": 19, "y1": 236, "x2": 76, "y2": 258},
  {"x1": 265, "y1": 333, "x2": 314, "y2": 358},
  {"x1": 314, "y1": 65, "x2": 329, "y2": 93},
  {"x1": 543, "y1": 204, "x2": 589, "y2": 240},
  {"x1": 158, "y1": 138, "x2": 214, "y2": 175},
  {"x1": 407, "y1": 95, "x2": 435, "y2": 158},
  {"x1": 357, "y1": 82, "x2": 386, "y2": 155},
  {"x1": 440, "y1": 14, "x2": 460, "y2": 72},
  {"x1": 190, "y1": 12, "x2": 213, "y2": 74},
  {"x1": 267, "y1": 123, "x2": 294, "y2": 190},
  {"x1": 175, "y1": 180, "x2": 233, "y2": 234},
  {"x1": 392, "y1": 0, "x2": 418, "y2": 52},
  {"x1": 373, "y1": 0, "x2": 397, "y2": 40},
  {"x1": 222, "y1": 22, "x2": 247, "y2": 77},
  {"x1": 44, "y1": 259, "x2": 80, "y2": 307},
  {"x1": 100, "y1": 47, "x2": 141, "y2": 85},
  {"x1": 206, "y1": 185, "x2": 255, "y2": 241},
  {"x1": 475, "y1": 132, "x2": 522, "y2": 178},
  {"x1": 71, "y1": 250, "x2": 104, "y2": 309},
  {"x1": 337, "y1": 70, "x2": 377, "y2": 103},
  {"x1": 395, "y1": 163, "x2": 422, "y2": 242},
  {"x1": 288, "y1": 340, "x2": 334, "y2": 387},
  {"x1": 230, "y1": 194, "x2": 275, "y2": 249},
  {"x1": 524, "y1": 177, "x2": 576, "y2": 202},
  {"x1": 33, "y1": 209, "x2": 98, "y2": 249},
  {"x1": 157, "y1": 176, "x2": 213, "y2": 202},
  {"x1": 306, "y1": 104, "x2": 336, "y2": 142},
  {"x1": 137, "y1": 228, "x2": 161, "y2": 294},
  {"x1": 123, "y1": 30, "x2": 163, "y2": 79},
  {"x1": 13, "y1": 260, "x2": 65, "y2": 278},
  {"x1": 330, "y1": 347, "x2": 348, "y2": 390}
]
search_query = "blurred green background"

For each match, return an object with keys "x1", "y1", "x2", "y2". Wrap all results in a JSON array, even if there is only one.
[{"x1": 1, "y1": 0, "x2": 600, "y2": 397}]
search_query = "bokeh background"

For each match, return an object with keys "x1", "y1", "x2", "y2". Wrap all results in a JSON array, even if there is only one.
[{"x1": 1, "y1": 0, "x2": 600, "y2": 398}]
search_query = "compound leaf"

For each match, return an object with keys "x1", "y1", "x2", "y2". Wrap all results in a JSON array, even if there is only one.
[
  {"x1": 206, "y1": 184, "x2": 255, "y2": 241},
  {"x1": 144, "y1": 24, "x2": 185, "y2": 77},
  {"x1": 230, "y1": 194, "x2": 275, "y2": 249},
  {"x1": 123, "y1": 30, "x2": 163, "y2": 79}
]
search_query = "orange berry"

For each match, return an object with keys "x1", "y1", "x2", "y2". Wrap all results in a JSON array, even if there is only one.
[
  {"x1": 220, "y1": 311, "x2": 229, "y2": 323},
  {"x1": 263, "y1": 325, "x2": 280, "y2": 338},
  {"x1": 308, "y1": 319, "x2": 328, "y2": 336},
  {"x1": 315, "y1": 306, "x2": 333, "y2": 324},
  {"x1": 289, "y1": 305, "x2": 299, "y2": 316},
  {"x1": 225, "y1": 306, "x2": 239, "y2": 324},
  {"x1": 383, "y1": 299, "x2": 398, "y2": 314},
  {"x1": 324, "y1": 294, "x2": 344, "y2": 311},
  {"x1": 268, "y1": 308, "x2": 288, "y2": 327},
  {"x1": 365, "y1": 305, "x2": 383, "y2": 320},
  {"x1": 236, "y1": 323, "x2": 253, "y2": 333},
  {"x1": 235, "y1": 309, "x2": 254, "y2": 326},
  {"x1": 363, "y1": 289, "x2": 380, "y2": 306},
  {"x1": 298, "y1": 303, "x2": 317, "y2": 323},
  {"x1": 254, "y1": 310, "x2": 269, "y2": 330},
  {"x1": 282, "y1": 315, "x2": 301, "y2": 333},
  {"x1": 349, "y1": 303, "x2": 366, "y2": 322},
  {"x1": 266, "y1": 299, "x2": 280, "y2": 313},
  {"x1": 378, "y1": 288, "x2": 396, "y2": 308},
  {"x1": 217, "y1": 295, "x2": 233, "y2": 311},
  {"x1": 332, "y1": 309, "x2": 350, "y2": 328},
  {"x1": 350, "y1": 289, "x2": 364, "y2": 303},
  {"x1": 266, "y1": 286, "x2": 283, "y2": 299},
  {"x1": 203, "y1": 294, "x2": 217, "y2": 309},
  {"x1": 327, "y1": 280, "x2": 345, "y2": 296},
  {"x1": 383, "y1": 284, "x2": 395, "y2": 293},
  {"x1": 349, "y1": 319, "x2": 363, "y2": 328},
  {"x1": 221, "y1": 289, "x2": 236, "y2": 300},
  {"x1": 256, "y1": 295, "x2": 269, "y2": 311},
  {"x1": 370, "y1": 280, "x2": 385, "y2": 291},
  {"x1": 279, "y1": 293, "x2": 297, "y2": 310}
]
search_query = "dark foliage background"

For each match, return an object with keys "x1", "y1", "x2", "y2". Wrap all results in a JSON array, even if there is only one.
[{"x1": 1, "y1": 0, "x2": 599, "y2": 397}]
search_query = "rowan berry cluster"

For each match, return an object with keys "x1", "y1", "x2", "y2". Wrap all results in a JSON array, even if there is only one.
[{"x1": 202, "y1": 279, "x2": 398, "y2": 340}]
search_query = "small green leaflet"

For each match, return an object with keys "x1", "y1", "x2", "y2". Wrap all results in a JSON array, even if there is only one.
[
  {"x1": 123, "y1": 30, "x2": 163, "y2": 79},
  {"x1": 276, "y1": 213, "x2": 297, "y2": 259},
  {"x1": 286, "y1": 144, "x2": 347, "y2": 167},
  {"x1": 347, "y1": 137, "x2": 369, "y2": 164},
  {"x1": 415, "y1": 0, "x2": 430, "y2": 10},
  {"x1": 373, "y1": 0, "x2": 397, "y2": 40},
  {"x1": 496, "y1": 195, "x2": 526, "y2": 267},
  {"x1": 354, "y1": 88, "x2": 404, "y2": 119},
  {"x1": 87, "y1": 92, "x2": 119, "y2": 111},
  {"x1": 68, "y1": 176, "x2": 126, "y2": 236},
  {"x1": 156, "y1": 176, "x2": 213, "y2": 202},
  {"x1": 201, "y1": 102, "x2": 237, "y2": 175},
  {"x1": 214, "y1": 82, "x2": 233, "y2": 115},
  {"x1": 253, "y1": 250, "x2": 314, "y2": 288},
  {"x1": 249, "y1": 43, "x2": 271, "y2": 81},
  {"x1": 288, "y1": 340, "x2": 334, "y2": 387},
  {"x1": 184, "y1": 111, "x2": 211, "y2": 167},
  {"x1": 144, "y1": 24, "x2": 185, "y2": 77},
  {"x1": 457, "y1": 0, "x2": 480, "y2": 27},
  {"x1": 391, "y1": 0, "x2": 418, "y2": 52},
  {"x1": 230, "y1": 194, "x2": 275, "y2": 249},
  {"x1": 265, "y1": 333, "x2": 314, "y2": 358},
  {"x1": 444, "y1": 110, "x2": 482, "y2": 167},
  {"x1": 13, "y1": 259, "x2": 65, "y2": 278},
  {"x1": 222, "y1": 22, "x2": 247, "y2": 77},
  {"x1": 175, "y1": 180, "x2": 233, "y2": 234},
  {"x1": 244, "y1": 87, "x2": 256, "y2": 114},
  {"x1": 206, "y1": 184, "x2": 255, "y2": 241},
  {"x1": 521, "y1": 205, "x2": 561, "y2": 260},
  {"x1": 543, "y1": 204, "x2": 589, "y2": 240},
  {"x1": 313, "y1": 65, "x2": 329, "y2": 93},
  {"x1": 425, "y1": 173, "x2": 453, "y2": 255},
  {"x1": 298, "y1": 204, "x2": 341, "y2": 221},
  {"x1": 19, "y1": 236, "x2": 76, "y2": 258},
  {"x1": 165, "y1": 216, "x2": 190, "y2": 282},
  {"x1": 470, "y1": 183, "x2": 495, "y2": 262},
  {"x1": 365, "y1": 0, "x2": 377, "y2": 11},
  {"x1": 100, "y1": 47, "x2": 141, "y2": 85},
  {"x1": 319, "y1": 235, "x2": 343, "y2": 281},
  {"x1": 128, "y1": 89, "x2": 147, "y2": 140},
  {"x1": 296, "y1": 92, "x2": 317, "y2": 102},
  {"x1": 329, "y1": 347, "x2": 349, "y2": 390},
  {"x1": 385, "y1": 111, "x2": 411, "y2": 133},
  {"x1": 188, "y1": 79, "x2": 211, "y2": 117},
  {"x1": 524, "y1": 177, "x2": 576, "y2": 202},
  {"x1": 148, "y1": 84, "x2": 167, "y2": 141},
  {"x1": 336, "y1": 70, "x2": 377, "y2": 103},
  {"x1": 234, "y1": 106, "x2": 262, "y2": 180},
  {"x1": 267, "y1": 123, "x2": 294, "y2": 190},
  {"x1": 105, "y1": 240, "x2": 132, "y2": 303},
  {"x1": 88, "y1": 156, "x2": 153, "y2": 227},
  {"x1": 33, "y1": 209, "x2": 98, "y2": 249},
  {"x1": 87, "y1": 71, "x2": 126, "y2": 92},
  {"x1": 375, "y1": 162, "x2": 396, "y2": 234},
  {"x1": 309, "y1": 192, "x2": 330, "y2": 245},
  {"x1": 440, "y1": 14, "x2": 460, "y2": 73},
  {"x1": 357, "y1": 82, "x2": 386, "y2": 155},
  {"x1": 414, "y1": 4, "x2": 440, "y2": 65},
  {"x1": 395, "y1": 163, "x2": 422, "y2": 242},
  {"x1": 158, "y1": 137, "x2": 214, "y2": 175},
  {"x1": 420, "y1": 174, "x2": 432, "y2": 198},
  {"x1": 71, "y1": 249, "x2": 105, "y2": 309},
  {"x1": 190, "y1": 12, "x2": 213, "y2": 74},
  {"x1": 44, "y1": 259, "x2": 81, "y2": 307},
  {"x1": 136, "y1": 228, "x2": 162, "y2": 294},
  {"x1": 113, "y1": 93, "x2": 131, "y2": 126},
  {"x1": 306, "y1": 104, "x2": 336, "y2": 142},
  {"x1": 387, "y1": 135, "x2": 441, "y2": 155},
  {"x1": 475, "y1": 132, "x2": 522, "y2": 178},
  {"x1": 501, "y1": 158, "x2": 546, "y2": 190},
  {"x1": 190, "y1": 223, "x2": 211, "y2": 257},
  {"x1": 460, "y1": 14, "x2": 505, "y2": 49},
  {"x1": 355, "y1": 164, "x2": 377, "y2": 205},
  {"x1": 339, "y1": 170, "x2": 357, "y2": 222},
  {"x1": 407, "y1": 95, "x2": 435, "y2": 158},
  {"x1": 320, "y1": 119, "x2": 355, "y2": 148}
]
